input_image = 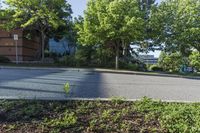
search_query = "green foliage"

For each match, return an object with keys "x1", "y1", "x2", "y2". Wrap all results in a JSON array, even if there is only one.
[
  {"x1": 88, "y1": 108, "x2": 131, "y2": 132},
  {"x1": 119, "y1": 61, "x2": 139, "y2": 71},
  {"x1": 75, "y1": 45, "x2": 95, "y2": 67},
  {"x1": 0, "y1": 100, "x2": 45, "y2": 121},
  {"x1": 44, "y1": 110, "x2": 77, "y2": 131},
  {"x1": 4, "y1": 124, "x2": 17, "y2": 132},
  {"x1": 111, "y1": 96, "x2": 125, "y2": 105},
  {"x1": 127, "y1": 63, "x2": 139, "y2": 71},
  {"x1": 134, "y1": 97, "x2": 200, "y2": 133},
  {"x1": 76, "y1": 0, "x2": 146, "y2": 69},
  {"x1": 74, "y1": 45, "x2": 115, "y2": 68},
  {"x1": 77, "y1": 0, "x2": 144, "y2": 44},
  {"x1": 151, "y1": 0, "x2": 200, "y2": 53},
  {"x1": 189, "y1": 51, "x2": 200, "y2": 71},
  {"x1": 160, "y1": 104, "x2": 200, "y2": 133},
  {"x1": 149, "y1": 64, "x2": 163, "y2": 72},
  {"x1": 54, "y1": 45, "x2": 115, "y2": 68},
  {"x1": 0, "y1": 55, "x2": 10, "y2": 63},
  {"x1": 158, "y1": 52, "x2": 185, "y2": 72},
  {"x1": 4, "y1": 99, "x2": 200, "y2": 132},
  {"x1": 5, "y1": 0, "x2": 72, "y2": 30},
  {"x1": 5, "y1": 0, "x2": 72, "y2": 60},
  {"x1": 57, "y1": 55, "x2": 76, "y2": 67},
  {"x1": 63, "y1": 82, "x2": 70, "y2": 94},
  {"x1": 134, "y1": 97, "x2": 163, "y2": 113},
  {"x1": 0, "y1": 10, "x2": 15, "y2": 30}
]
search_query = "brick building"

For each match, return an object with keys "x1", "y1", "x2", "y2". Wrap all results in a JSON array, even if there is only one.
[{"x1": 0, "y1": 29, "x2": 41, "y2": 62}]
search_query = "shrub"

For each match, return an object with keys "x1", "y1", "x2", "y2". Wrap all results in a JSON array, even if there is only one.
[
  {"x1": 58, "y1": 55, "x2": 76, "y2": 67},
  {"x1": 149, "y1": 64, "x2": 163, "y2": 71},
  {"x1": 44, "y1": 110, "x2": 77, "y2": 131},
  {"x1": 189, "y1": 51, "x2": 200, "y2": 71},
  {"x1": 0, "y1": 55, "x2": 10, "y2": 63},
  {"x1": 127, "y1": 63, "x2": 139, "y2": 71},
  {"x1": 158, "y1": 52, "x2": 185, "y2": 72},
  {"x1": 74, "y1": 45, "x2": 95, "y2": 67},
  {"x1": 119, "y1": 61, "x2": 139, "y2": 71}
]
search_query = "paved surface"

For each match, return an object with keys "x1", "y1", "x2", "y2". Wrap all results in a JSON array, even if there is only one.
[{"x1": 0, "y1": 68, "x2": 200, "y2": 102}]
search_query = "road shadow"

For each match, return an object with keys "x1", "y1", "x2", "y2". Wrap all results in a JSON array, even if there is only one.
[
  {"x1": 0, "y1": 68, "x2": 68, "y2": 99},
  {"x1": 68, "y1": 72, "x2": 107, "y2": 98},
  {"x1": 0, "y1": 68, "x2": 107, "y2": 99}
]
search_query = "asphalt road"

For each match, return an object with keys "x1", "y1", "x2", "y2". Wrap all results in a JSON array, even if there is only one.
[{"x1": 0, "y1": 68, "x2": 200, "y2": 102}]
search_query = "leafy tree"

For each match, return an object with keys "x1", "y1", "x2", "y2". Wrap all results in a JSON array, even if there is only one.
[
  {"x1": 5, "y1": 0, "x2": 72, "y2": 60},
  {"x1": 150, "y1": 0, "x2": 200, "y2": 54},
  {"x1": 0, "y1": 10, "x2": 14, "y2": 29},
  {"x1": 76, "y1": 0, "x2": 146, "y2": 69},
  {"x1": 189, "y1": 51, "x2": 200, "y2": 71},
  {"x1": 139, "y1": 0, "x2": 158, "y2": 52}
]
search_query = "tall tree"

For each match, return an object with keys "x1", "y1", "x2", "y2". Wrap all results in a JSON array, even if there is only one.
[
  {"x1": 77, "y1": 0, "x2": 146, "y2": 69},
  {"x1": 150, "y1": 0, "x2": 200, "y2": 55},
  {"x1": 5, "y1": 0, "x2": 72, "y2": 60},
  {"x1": 138, "y1": 0, "x2": 157, "y2": 53}
]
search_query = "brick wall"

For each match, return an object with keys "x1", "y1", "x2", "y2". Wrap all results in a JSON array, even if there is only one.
[{"x1": 0, "y1": 29, "x2": 41, "y2": 62}]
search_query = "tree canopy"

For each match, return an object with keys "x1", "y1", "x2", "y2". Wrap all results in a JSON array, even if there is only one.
[
  {"x1": 76, "y1": 0, "x2": 148, "y2": 69},
  {"x1": 151, "y1": 0, "x2": 200, "y2": 54}
]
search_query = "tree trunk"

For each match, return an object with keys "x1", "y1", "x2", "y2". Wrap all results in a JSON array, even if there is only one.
[
  {"x1": 115, "y1": 42, "x2": 119, "y2": 70},
  {"x1": 41, "y1": 31, "x2": 45, "y2": 61}
]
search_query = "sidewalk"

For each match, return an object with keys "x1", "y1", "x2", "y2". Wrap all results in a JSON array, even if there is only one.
[{"x1": 1, "y1": 65, "x2": 200, "y2": 79}]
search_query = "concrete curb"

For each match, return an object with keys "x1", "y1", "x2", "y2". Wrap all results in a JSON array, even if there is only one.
[
  {"x1": 1, "y1": 66, "x2": 200, "y2": 80},
  {"x1": 1, "y1": 96, "x2": 200, "y2": 103},
  {"x1": 0, "y1": 66, "x2": 95, "y2": 73},
  {"x1": 95, "y1": 69, "x2": 200, "y2": 80}
]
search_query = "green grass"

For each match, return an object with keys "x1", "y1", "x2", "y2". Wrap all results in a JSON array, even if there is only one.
[{"x1": 1, "y1": 98, "x2": 200, "y2": 132}]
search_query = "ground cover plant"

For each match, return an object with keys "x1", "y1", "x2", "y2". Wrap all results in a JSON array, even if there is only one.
[{"x1": 1, "y1": 97, "x2": 200, "y2": 133}]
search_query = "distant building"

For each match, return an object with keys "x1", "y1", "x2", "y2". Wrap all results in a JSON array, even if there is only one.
[
  {"x1": 139, "y1": 55, "x2": 158, "y2": 64},
  {"x1": 0, "y1": 29, "x2": 41, "y2": 62},
  {"x1": 49, "y1": 37, "x2": 76, "y2": 55},
  {"x1": 0, "y1": 10, "x2": 41, "y2": 62}
]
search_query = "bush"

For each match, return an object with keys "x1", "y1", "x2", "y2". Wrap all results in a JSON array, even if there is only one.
[
  {"x1": 119, "y1": 61, "x2": 139, "y2": 71},
  {"x1": 58, "y1": 55, "x2": 76, "y2": 67},
  {"x1": 158, "y1": 52, "x2": 185, "y2": 72},
  {"x1": 127, "y1": 63, "x2": 139, "y2": 71},
  {"x1": 189, "y1": 51, "x2": 200, "y2": 71},
  {"x1": 0, "y1": 55, "x2": 10, "y2": 63},
  {"x1": 74, "y1": 45, "x2": 95, "y2": 67},
  {"x1": 149, "y1": 64, "x2": 163, "y2": 71}
]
